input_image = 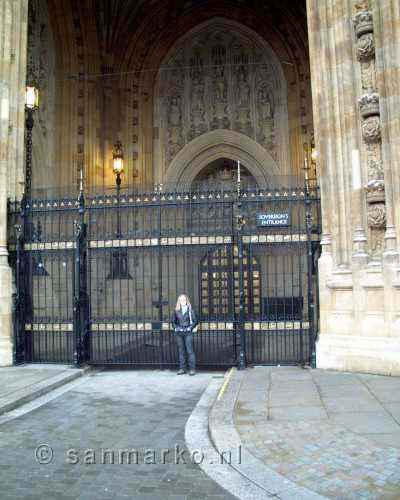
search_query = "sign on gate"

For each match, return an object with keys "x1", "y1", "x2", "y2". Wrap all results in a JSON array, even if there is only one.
[{"x1": 256, "y1": 212, "x2": 290, "y2": 227}]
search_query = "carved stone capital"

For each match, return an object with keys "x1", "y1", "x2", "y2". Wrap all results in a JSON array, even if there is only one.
[
  {"x1": 353, "y1": 11, "x2": 373, "y2": 37},
  {"x1": 362, "y1": 116, "x2": 381, "y2": 143},
  {"x1": 367, "y1": 202, "x2": 386, "y2": 229},
  {"x1": 365, "y1": 179, "x2": 385, "y2": 203},
  {"x1": 358, "y1": 92, "x2": 379, "y2": 118}
]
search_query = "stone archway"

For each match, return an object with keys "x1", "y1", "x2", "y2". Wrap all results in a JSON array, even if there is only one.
[{"x1": 164, "y1": 129, "x2": 279, "y2": 190}]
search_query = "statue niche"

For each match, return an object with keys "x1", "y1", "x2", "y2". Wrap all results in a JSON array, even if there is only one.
[
  {"x1": 233, "y1": 61, "x2": 252, "y2": 136},
  {"x1": 188, "y1": 52, "x2": 208, "y2": 141},
  {"x1": 257, "y1": 86, "x2": 275, "y2": 157},
  {"x1": 210, "y1": 44, "x2": 230, "y2": 130},
  {"x1": 167, "y1": 94, "x2": 184, "y2": 162}
]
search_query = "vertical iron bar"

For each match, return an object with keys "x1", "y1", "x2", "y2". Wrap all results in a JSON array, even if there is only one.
[{"x1": 158, "y1": 194, "x2": 164, "y2": 368}]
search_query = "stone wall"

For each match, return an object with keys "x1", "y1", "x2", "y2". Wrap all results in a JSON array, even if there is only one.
[
  {"x1": 307, "y1": 0, "x2": 400, "y2": 375},
  {"x1": 27, "y1": 0, "x2": 57, "y2": 194},
  {"x1": 0, "y1": 0, "x2": 29, "y2": 365}
]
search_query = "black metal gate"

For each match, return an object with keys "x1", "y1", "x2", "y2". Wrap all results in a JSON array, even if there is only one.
[{"x1": 8, "y1": 184, "x2": 321, "y2": 368}]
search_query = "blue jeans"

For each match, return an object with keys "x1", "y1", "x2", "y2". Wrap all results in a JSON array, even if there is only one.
[{"x1": 175, "y1": 332, "x2": 196, "y2": 371}]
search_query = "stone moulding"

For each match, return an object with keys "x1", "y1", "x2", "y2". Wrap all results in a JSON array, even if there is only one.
[
  {"x1": 393, "y1": 273, "x2": 400, "y2": 289},
  {"x1": 326, "y1": 269, "x2": 353, "y2": 290},
  {"x1": 360, "y1": 268, "x2": 384, "y2": 289},
  {"x1": 365, "y1": 179, "x2": 385, "y2": 203},
  {"x1": 358, "y1": 92, "x2": 379, "y2": 118},
  {"x1": 353, "y1": 11, "x2": 373, "y2": 37}
]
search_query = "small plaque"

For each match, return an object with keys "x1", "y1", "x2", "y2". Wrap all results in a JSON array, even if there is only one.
[{"x1": 256, "y1": 212, "x2": 290, "y2": 227}]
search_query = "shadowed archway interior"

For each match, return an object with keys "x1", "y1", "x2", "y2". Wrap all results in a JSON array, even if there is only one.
[
  {"x1": 25, "y1": 0, "x2": 311, "y2": 193},
  {"x1": 191, "y1": 158, "x2": 256, "y2": 191}
]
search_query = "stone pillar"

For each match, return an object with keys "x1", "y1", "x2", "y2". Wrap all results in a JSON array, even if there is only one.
[
  {"x1": 307, "y1": 0, "x2": 400, "y2": 375},
  {"x1": 373, "y1": 0, "x2": 400, "y2": 254},
  {"x1": 0, "y1": 0, "x2": 28, "y2": 366}
]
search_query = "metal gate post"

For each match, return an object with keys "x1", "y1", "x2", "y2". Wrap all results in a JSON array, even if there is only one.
[
  {"x1": 235, "y1": 161, "x2": 246, "y2": 370},
  {"x1": 156, "y1": 193, "x2": 165, "y2": 368},
  {"x1": 305, "y1": 179, "x2": 316, "y2": 368},
  {"x1": 13, "y1": 223, "x2": 25, "y2": 364},
  {"x1": 73, "y1": 186, "x2": 88, "y2": 366},
  {"x1": 237, "y1": 221, "x2": 246, "y2": 370}
]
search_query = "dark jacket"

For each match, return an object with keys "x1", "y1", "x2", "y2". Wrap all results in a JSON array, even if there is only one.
[{"x1": 172, "y1": 307, "x2": 199, "y2": 333}]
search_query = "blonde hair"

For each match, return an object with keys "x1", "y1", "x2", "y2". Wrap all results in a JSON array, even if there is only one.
[{"x1": 176, "y1": 294, "x2": 191, "y2": 311}]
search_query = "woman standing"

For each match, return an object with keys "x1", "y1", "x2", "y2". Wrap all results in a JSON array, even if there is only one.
[{"x1": 172, "y1": 294, "x2": 199, "y2": 375}]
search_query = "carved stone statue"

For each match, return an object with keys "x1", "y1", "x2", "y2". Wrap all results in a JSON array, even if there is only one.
[
  {"x1": 259, "y1": 88, "x2": 273, "y2": 120},
  {"x1": 168, "y1": 96, "x2": 181, "y2": 127},
  {"x1": 191, "y1": 67, "x2": 204, "y2": 112},
  {"x1": 214, "y1": 61, "x2": 227, "y2": 103},
  {"x1": 188, "y1": 64, "x2": 207, "y2": 139},
  {"x1": 237, "y1": 65, "x2": 250, "y2": 107},
  {"x1": 167, "y1": 95, "x2": 184, "y2": 161},
  {"x1": 257, "y1": 86, "x2": 275, "y2": 153},
  {"x1": 233, "y1": 64, "x2": 252, "y2": 134}
]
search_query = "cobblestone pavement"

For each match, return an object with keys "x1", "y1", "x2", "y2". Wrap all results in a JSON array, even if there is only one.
[
  {"x1": 0, "y1": 369, "x2": 234, "y2": 500},
  {"x1": 235, "y1": 367, "x2": 400, "y2": 500}
]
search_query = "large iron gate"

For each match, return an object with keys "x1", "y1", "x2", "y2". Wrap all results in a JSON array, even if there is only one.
[{"x1": 8, "y1": 184, "x2": 321, "y2": 368}]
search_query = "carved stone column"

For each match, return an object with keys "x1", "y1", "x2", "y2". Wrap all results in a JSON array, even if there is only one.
[
  {"x1": 353, "y1": 1, "x2": 387, "y2": 262},
  {"x1": 307, "y1": 0, "x2": 400, "y2": 375},
  {"x1": 0, "y1": 0, "x2": 29, "y2": 365}
]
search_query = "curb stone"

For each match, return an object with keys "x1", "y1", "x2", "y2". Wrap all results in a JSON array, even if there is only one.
[
  {"x1": 185, "y1": 375, "x2": 274, "y2": 499},
  {"x1": 0, "y1": 366, "x2": 89, "y2": 415}
]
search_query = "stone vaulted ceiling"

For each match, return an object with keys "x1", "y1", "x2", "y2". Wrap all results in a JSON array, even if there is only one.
[
  {"x1": 94, "y1": 0, "x2": 148, "y2": 72},
  {"x1": 86, "y1": 0, "x2": 308, "y2": 74}
]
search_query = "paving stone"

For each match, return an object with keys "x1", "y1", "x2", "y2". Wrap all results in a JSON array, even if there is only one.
[
  {"x1": 269, "y1": 406, "x2": 328, "y2": 421},
  {"x1": 330, "y1": 411, "x2": 400, "y2": 434},
  {"x1": 234, "y1": 367, "x2": 400, "y2": 499},
  {"x1": 0, "y1": 370, "x2": 234, "y2": 500},
  {"x1": 322, "y1": 396, "x2": 382, "y2": 412}
]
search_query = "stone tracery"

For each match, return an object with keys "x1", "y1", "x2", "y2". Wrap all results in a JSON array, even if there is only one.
[{"x1": 154, "y1": 20, "x2": 289, "y2": 178}]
